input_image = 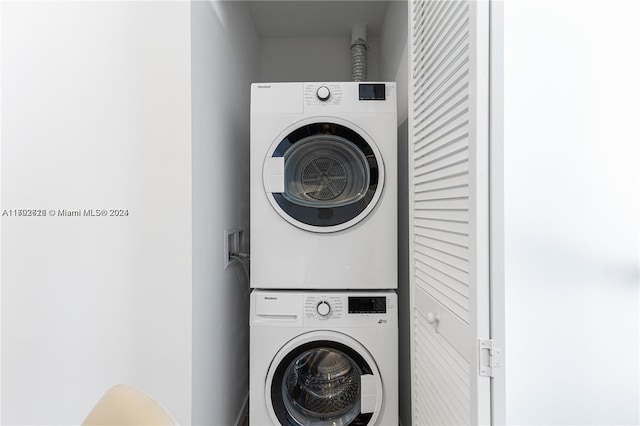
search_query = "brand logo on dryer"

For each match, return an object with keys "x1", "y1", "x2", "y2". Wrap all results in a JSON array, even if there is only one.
[{"x1": 264, "y1": 296, "x2": 278, "y2": 300}]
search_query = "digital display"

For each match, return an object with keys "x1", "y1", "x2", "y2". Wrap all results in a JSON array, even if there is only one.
[
  {"x1": 348, "y1": 297, "x2": 387, "y2": 314},
  {"x1": 359, "y1": 84, "x2": 386, "y2": 100}
]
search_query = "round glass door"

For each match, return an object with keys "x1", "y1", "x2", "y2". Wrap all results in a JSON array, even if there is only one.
[
  {"x1": 270, "y1": 341, "x2": 376, "y2": 426},
  {"x1": 265, "y1": 121, "x2": 384, "y2": 233},
  {"x1": 283, "y1": 135, "x2": 369, "y2": 208}
]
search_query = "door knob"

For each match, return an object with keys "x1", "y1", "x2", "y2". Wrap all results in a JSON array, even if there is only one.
[{"x1": 426, "y1": 312, "x2": 440, "y2": 324}]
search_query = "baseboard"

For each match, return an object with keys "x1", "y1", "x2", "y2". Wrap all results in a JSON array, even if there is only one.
[{"x1": 234, "y1": 393, "x2": 249, "y2": 426}]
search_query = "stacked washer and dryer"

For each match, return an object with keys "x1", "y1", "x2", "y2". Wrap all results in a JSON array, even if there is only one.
[{"x1": 249, "y1": 82, "x2": 398, "y2": 425}]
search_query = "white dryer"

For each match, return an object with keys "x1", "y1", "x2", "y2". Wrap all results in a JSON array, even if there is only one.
[
  {"x1": 249, "y1": 289, "x2": 398, "y2": 426},
  {"x1": 250, "y1": 82, "x2": 397, "y2": 290}
]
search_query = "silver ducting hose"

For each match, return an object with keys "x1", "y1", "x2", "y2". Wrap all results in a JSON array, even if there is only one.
[
  {"x1": 351, "y1": 23, "x2": 367, "y2": 82},
  {"x1": 351, "y1": 39, "x2": 367, "y2": 82}
]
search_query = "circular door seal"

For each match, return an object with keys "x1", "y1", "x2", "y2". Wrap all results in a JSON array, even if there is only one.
[
  {"x1": 264, "y1": 118, "x2": 385, "y2": 233},
  {"x1": 265, "y1": 331, "x2": 383, "y2": 426}
]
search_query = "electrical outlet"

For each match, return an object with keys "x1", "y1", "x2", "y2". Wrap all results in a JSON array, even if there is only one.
[
  {"x1": 224, "y1": 227, "x2": 245, "y2": 269},
  {"x1": 224, "y1": 229, "x2": 237, "y2": 269}
]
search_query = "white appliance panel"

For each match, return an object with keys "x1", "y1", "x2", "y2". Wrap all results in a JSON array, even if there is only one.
[
  {"x1": 250, "y1": 290, "x2": 399, "y2": 426},
  {"x1": 250, "y1": 82, "x2": 398, "y2": 289}
]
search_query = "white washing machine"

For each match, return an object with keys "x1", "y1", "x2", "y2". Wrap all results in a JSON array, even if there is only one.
[
  {"x1": 249, "y1": 289, "x2": 398, "y2": 426},
  {"x1": 250, "y1": 82, "x2": 397, "y2": 290}
]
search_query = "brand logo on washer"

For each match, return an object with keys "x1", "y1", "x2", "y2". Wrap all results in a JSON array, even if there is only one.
[
  {"x1": 378, "y1": 319, "x2": 387, "y2": 324},
  {"x1": 257, "y1": 85, "x2": 271, "y2": 89},
  {"x1": 264, "y1": 296, "x2": 277, "y2": 300}
]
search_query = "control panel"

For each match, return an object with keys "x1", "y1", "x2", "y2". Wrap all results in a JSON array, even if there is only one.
[
  {"x1": 301, "y1": 292, "x2": 397, "y2": 327},
  {"x1": 251, "y1": 290, "x2": 397, "y2": 327},
  {"x1": 304, "y1": 83, "x2": 343, "y2": 106},
  {"x1": 304, "y1": 294, "x2": 345, "y2": 320}
]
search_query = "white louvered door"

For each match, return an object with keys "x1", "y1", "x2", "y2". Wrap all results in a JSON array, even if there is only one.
[{"x1": 409, "y1": 1, "x2": 491, "y2": 425}]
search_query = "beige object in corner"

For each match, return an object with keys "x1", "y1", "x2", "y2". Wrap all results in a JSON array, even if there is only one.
[{"x1": 82, "y1": 384, "x2": 177, "y2": 426}]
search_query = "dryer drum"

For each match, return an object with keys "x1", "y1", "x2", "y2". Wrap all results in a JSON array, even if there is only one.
[
  {"x1": 301, "y1": 155, "x2": 347, "y2": 201},
  {"x1": 283, "y1": 136, "x2": 369, "y2": 208},
  {"x1": 282, "y1": 348, "x2": 362, "y2": 424}
]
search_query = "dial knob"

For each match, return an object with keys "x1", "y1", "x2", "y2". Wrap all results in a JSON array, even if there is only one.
[
  {"x1": 316, "y1": 86, "x2": 330, "y2": 101},
  {"x1": 317, "y1": 301, "x2": 331, "y2": 316}
]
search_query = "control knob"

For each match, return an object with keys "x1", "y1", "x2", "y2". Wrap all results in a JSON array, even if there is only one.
[
  {"x1": 316, "y1": 301, "x2": 331, "y2": 317},
  {"x1": 316, "y1": 86, "x2": 331, "y2": 101}
]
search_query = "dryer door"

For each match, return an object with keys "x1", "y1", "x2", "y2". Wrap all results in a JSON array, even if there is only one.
[
  {"x1": 266, "y1": 332, "x2": 383, "y2": 426},
  {"x1": 263, "y1": 119, "x2": 384, "y2": 233}
]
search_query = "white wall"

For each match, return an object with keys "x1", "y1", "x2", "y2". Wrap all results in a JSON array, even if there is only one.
[
  {"x1": 191, "y1": 1, "x2": 258, "y2": 424},
  {"x1": 1, "y1": 1, "x2": 192, "y2": 424},
  {"x1": 260, "y1": 37, "x2": 379, "y2": 82},
  {"x1": 504, "y1": 1, "x2": 640, "y2": 424}
]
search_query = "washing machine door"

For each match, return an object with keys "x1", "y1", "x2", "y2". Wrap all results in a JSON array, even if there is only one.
[
  {"x1": 266, "y1": 331, "x2": 383, "y2": 426},
  {"x1": 263, "y1": 118, "x2": 384, "y2": 233}
]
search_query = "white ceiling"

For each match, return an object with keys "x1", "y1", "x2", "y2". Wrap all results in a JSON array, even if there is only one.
[{"x1": 245, "y1": 1, "x2": 391, "y2": 38}]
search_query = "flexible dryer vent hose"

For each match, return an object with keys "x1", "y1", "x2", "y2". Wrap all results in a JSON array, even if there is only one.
[{"x1": 351, "y1": 23, "x2": 367, "y2": 82}]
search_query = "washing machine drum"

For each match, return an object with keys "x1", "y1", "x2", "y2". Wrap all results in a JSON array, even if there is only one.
[
  {"x1": 264, "y1": 122, "x2": 384, "y2": 233},
  {"x1": 270, "y1": 341, "x2": 378, "y2": 426}
]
